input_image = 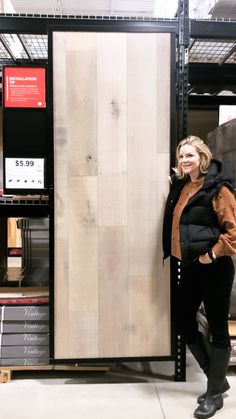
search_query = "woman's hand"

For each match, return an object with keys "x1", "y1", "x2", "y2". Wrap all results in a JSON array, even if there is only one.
[{"x1": 199, "y1": 253, "x2": 212, "y2": 264}]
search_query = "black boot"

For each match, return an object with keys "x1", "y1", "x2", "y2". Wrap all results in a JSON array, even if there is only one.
[
  {"x1": 194, "y1": 346, "x2": 231, "y2": 419},
  {"x1": 188, "y1": 334, "x2": 210, "y2": 375},
  {"x1": 188, "y1": 334, "x2": 210, "y2": 401},
  {"x1": 196, "y1": 337, "x2": 230, "y2": 404},
  {"x1": 188, "y1": 336, "x2": 230, "y2": 404},
  {"x1": 197, "y1": 377, "x2": 230, "y2": 404}
]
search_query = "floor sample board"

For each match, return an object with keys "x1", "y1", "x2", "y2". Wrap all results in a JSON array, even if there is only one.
[{"x1": 53, "y1": 31, "x2": 172, "y2": 359}]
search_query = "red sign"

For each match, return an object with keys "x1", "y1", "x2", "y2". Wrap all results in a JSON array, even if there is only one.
[{"x1": 3, "y1": 67, "x2": 46, "y2": 108}]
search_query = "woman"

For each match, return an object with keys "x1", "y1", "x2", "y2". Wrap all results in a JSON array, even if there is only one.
[{"x1": 162, "y1": 135, "x2": 236, "y2": 419}]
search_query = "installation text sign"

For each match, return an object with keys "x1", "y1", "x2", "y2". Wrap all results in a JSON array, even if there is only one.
[{"x1": 3, "y1": 67, "x2": 46, "y2": 108}]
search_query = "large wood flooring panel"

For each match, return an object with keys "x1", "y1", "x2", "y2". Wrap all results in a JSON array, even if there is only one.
[{"x1": 53, "y1": 31, "x2": 171, "y2": 359}]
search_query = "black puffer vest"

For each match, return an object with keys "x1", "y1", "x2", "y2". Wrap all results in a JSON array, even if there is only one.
[{"x1": 162, "y1": 159, "x2": 234, "y2": 264}]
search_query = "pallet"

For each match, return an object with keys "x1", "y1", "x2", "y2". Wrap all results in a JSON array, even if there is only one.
[{"x1": 0, "y1": 364, "x2": 110, "y2": 383}]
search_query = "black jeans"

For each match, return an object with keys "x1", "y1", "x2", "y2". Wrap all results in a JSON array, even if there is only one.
[{"x1": 173, "y1": 256, "x2": 234, "y2": 349}]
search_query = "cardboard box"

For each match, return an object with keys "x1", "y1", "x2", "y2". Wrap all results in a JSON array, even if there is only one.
[
  {"x1": 0, "y1": 358, "x2": 49, "y2": 366},
  {"x1": 0, "y1": 333, "x2": 49, "y2": 346},
  {"x1": 0, "y1": 345, "x2": 49, "y2": 358},
  {"x1": 0, "y1": 321, "x2": 49, "y2": 333},
  {"x1": 0, "y1": 305, "x2": 49, "y2": 321}
]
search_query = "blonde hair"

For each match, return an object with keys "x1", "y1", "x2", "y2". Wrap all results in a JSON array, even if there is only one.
[{"x1": 176, "y1": 135, "x2": 212, "y2": 179}]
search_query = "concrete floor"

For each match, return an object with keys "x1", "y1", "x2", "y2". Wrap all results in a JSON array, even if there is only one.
[
  {"x1": 2, "y1": 255, "x2": 236, "y2": 417},
  {"x1": 0, "y1": 351, "x2": 235, "y2": 419}
]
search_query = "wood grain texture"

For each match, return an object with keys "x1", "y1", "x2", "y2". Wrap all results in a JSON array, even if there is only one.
[
  {"x1": 99, "y1": 226, "x2": 129, "y2": 357},
  {"x1": 53, "y1": 32, "x2": 69, "y2": 357},
  {"x1": 156, "y1": 33, "x2": 171, "y2": 153},
  {"x1": 53, "y1": 31, "x2": 171, "y2": 359},
  {"x1": 97, "y1": 33, "x2": 127, "y2": 176},
  {"x1": 67, "y1": 50, "x2": 97, "y2": 177}
]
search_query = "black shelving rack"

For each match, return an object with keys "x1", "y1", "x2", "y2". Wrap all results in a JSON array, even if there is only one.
[
  {"x1": 5, "y1": 0, "x2": 236, "y2": 381},
  {"x1": 0, "y1": 10, "x2": 184, "y2": 382}
]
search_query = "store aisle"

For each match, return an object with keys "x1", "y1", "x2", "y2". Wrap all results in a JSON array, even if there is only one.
[{"x1": 0, "y1": 352, "x2": 235, "y2": 419}]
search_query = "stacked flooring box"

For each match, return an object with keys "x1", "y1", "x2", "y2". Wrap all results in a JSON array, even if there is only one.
[
  {"x1": 0, "y1": 216, "x2": 50, "y2": 366},
  {"x1": 0, "y1": 304, "x2": 49, "y2": 366}
]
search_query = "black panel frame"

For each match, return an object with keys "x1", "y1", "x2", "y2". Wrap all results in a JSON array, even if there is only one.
[{"x1": 47, "y1": 19, "x2": 180, "y2": 377}]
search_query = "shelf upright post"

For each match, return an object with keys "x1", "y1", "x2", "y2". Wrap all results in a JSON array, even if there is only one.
[
  {"x1": 172, "y1": 0, "x2": 190, "y2": 382},
  {"x1": 177, "y1": 0, "x2": 189, "y2": 142}
]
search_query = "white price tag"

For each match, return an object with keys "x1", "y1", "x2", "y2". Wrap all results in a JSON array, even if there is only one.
[{"x1": 5, "y1": 158, "x2": 45, "y2": 189}]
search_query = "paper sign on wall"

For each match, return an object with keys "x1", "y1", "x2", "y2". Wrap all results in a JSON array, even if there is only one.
[
  {"x1": 3, "y1": 67, "x2": 46, "y2": 108},
  {"x1": 5, "y1": 158, "x2": 45, "y2": 189}
]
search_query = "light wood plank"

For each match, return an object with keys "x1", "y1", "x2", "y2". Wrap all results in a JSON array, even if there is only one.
[
  {"x1": 127, "y1": 33, "x2": 158, "y2": 279},
  {"x1": 156, "y1": 33, "x2": 171, "y2": 153},
  {"x1": 127, "y1": 33, "x2": 170, "y2": 354},
  {"x1": 97, "y1": 33, "x2": 127, "y2": 175},
  {"x1": 155, "y1": 154, "x2": 171, "y2": 355},
  {"x1": 69, "y1": 311, "x2": 99, "y2": 358},
  {"x1": 98, "y1": 174, "x2": 127, "y2": 226},
  {"x1": 96, "y1": 33, "x2": 129, "y2": 357},
  {"x1": 66, "y1": 32, "x2": 97, "y2": 51},
  {"x1": 53, "y1": 32, "x2": 69, "y2": 358},
  {"x1": 127, "y1": 33, "x2": 158, "y2": 179},
  {"x1": 129, "y1": 276, "x2": 160, "y2": 356},
  {"x1": 67, "y1": 49, "x2": 97, "y2": 176},
  {"x1": 68, "y1": 176, "x2": 98, "y2": 313},
  {"x1": 99, "y1": 226, "x2": 129, "y2": 357},
  {"x1": 53, "y1": 32, "x2": 68, "y2": 138}
]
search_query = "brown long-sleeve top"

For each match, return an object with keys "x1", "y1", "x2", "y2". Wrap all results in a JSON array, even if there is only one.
[{"x1": 171, "y1": 178, "x2": 236, "y2": 260}]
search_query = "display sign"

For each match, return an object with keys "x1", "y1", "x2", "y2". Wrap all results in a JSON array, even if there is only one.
[
  {"x1": 5, "y1": 158, "x2": 45, "y2": 189},
  {"x1": 3, "y1": 67, "x2": 46, "y2": 108}
]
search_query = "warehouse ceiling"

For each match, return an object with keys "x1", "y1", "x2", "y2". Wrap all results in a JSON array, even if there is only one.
[
  {"x1": 0, "y1": 1, "x2": 236, "y2": 98},
  {"x1": 1, "y1": 0, "x2": 178, "y2": 17}
]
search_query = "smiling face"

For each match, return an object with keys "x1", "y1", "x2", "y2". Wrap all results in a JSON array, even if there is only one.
[{"x1": 178, "y1": 144, "x2": 201, "y2": 181}]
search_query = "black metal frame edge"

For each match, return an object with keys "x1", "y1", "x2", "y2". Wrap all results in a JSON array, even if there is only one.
[
  {"x1": 190, "y1": 19, "x2": 236, "y2": 40},
  {"x1": 189, "y1": 96, "x2": 236, "y2": 108},
  {"x1": 170, "y1": 0, "x2": 189, "y2": 382},
  {"x1": 0, "y1": 15, "x2": 178, "y2": 34},
  {"x1": 51, "y1": 355, "x2": 176, "y2": 364},
  {"x1": 1, "y1": 14, "x2": 236, "y2": 39},
  {"x1": 0, "y1": 204, "x2": 50, "y2": 217},
  {"x1": 47, "y1": 26, "x2": 55, "y2": 367}
]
